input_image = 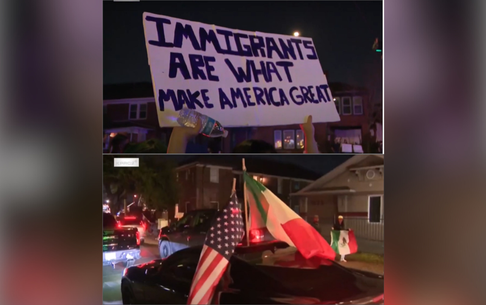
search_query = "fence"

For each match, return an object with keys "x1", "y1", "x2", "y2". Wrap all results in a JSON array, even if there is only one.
[{"x1": 345, "y1": 217, "x2": 384, "y2": 241}]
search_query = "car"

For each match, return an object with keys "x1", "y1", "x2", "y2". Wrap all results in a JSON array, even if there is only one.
[
  {"x1": 118, "y1": 213, "x2": 150, "y2": 244},
  {"x1": 121, "y1": 242, "x2": 384, "y2": 304},
  {"x1": 103, "y1": 213, "x2": 141, "y2": 267},
  {"x1": 157, "y1": 209, "x2": 275, "y2": 258}
]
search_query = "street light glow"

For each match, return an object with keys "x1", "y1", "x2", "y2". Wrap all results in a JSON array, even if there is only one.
[
  {"x1": 293, "y1": 31, "x2": 300, "y2": 37},
  {"x1": 105, "y1": 199, "x2": 110, "y2": 203}
]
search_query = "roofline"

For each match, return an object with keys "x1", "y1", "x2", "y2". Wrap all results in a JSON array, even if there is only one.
[
  {"x1": 233, "y1": 170, "x2": 315, "y2": 183},
  {"x1": 175, "y1": 163, "x2": 316, "y2": 182},
  {"x1": 296, "y1": 155, "x2": 382, "y2": 194},
  {"x1": 290, "y1": 189, "x2": 356, "y2": 196},
  {"x1": 103, "y1": 97, "x2": 155, "y2": 105}
]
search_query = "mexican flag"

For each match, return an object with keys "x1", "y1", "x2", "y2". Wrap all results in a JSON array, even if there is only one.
[
  {"x1": 330, "y1": 230, "x2": 358, "y2": 255},
  {"x1": 244, "y1": 172, "x2": 335, "y2": 260}
]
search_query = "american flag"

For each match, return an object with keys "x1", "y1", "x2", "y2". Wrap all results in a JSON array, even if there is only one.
[{"x1": 187, "y1": 194, "x2": 244, "y2": 304}]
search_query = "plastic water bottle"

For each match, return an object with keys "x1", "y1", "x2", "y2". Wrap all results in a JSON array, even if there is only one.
[{"x1": 177, "y1": 109, "x2": 228, "y2": 138}]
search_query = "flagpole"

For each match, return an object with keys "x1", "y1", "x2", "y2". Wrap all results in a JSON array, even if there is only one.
[
  {"x1": 232, "y1": 178, "x2": 236, "y2": 195},
  {"x1": 242, "y1": 158, "x2": 250, "y2": 247}
]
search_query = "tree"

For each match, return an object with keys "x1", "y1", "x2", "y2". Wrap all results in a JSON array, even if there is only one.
[{"x1": 103, "y1": 156, "x2": 180, "y2": 213}]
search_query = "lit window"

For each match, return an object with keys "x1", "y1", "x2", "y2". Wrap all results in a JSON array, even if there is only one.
[
  {"x1": 274, "y1": 130, "x2": 282, "y2": 149},
  {"x1": 283, "y1": 130, "x2": 295, "y2": 149},
  {"x1": 353, "y1": 97, "x2": 363, "y2": 115},
  {"x1": 342, "y1": 97, "x2": 352, "y2": 115},
  {"x1": 295, "y1": 130, "x2": 304, "y2": 149},
  {"x1": 210, "y1": 167, "x2": 219, "y2": 183},
  {"x1": 334, "y1": 97, "x2": 340, "y2": 114}
]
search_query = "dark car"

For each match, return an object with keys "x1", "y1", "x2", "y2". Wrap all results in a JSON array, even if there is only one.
[
  {"x1": 121, "y1": 243, "x2": 384, "y2": 304},
  {"x1": 103, "y1": 213, "x2": 141, "y2": 267},
  {"x1": 157, "y1": 209, "x2": 275, "y2": 258}
]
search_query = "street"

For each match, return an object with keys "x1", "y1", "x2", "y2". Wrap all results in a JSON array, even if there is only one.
[{"x1": 103, "y1": 241, "x2": 160, "y2": 305}]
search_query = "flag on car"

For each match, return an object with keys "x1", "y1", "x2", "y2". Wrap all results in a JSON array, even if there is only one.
[
  {"x1": 187, "y1": 193, "x2": 244, "y2": 305},
  {"x1": 243, "y1": 172, "x2": 335, "y2": 261},
  {"x1": 330, "y1": 229, "x2": 358, "y2": 255}
]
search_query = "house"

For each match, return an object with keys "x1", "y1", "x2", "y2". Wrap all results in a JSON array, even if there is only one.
[
  {"x1": 103, "y1": 82, "x2": 378, "y2": 153},
  {"x1": 172, "y1": 156, "x2": 319, "y2": 218},
  {"x1": 290, "y1": 155, "x2": 384, "y2": 241},
  {"x1": 224, "y1": 82, "x2": 374, "y2": 153}
]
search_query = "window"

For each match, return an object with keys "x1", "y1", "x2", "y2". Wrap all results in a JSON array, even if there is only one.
[
  {"x1": 277, "y1": 178, "x2": 283, "y2": 194},
  {"x1": 274, "y1": 130, "x2": 282, "y2": 149},
  {"x1": 295, "y1": 130, "x2": 304, "y2": 149},
  {"x1": 210, "y1": 167, "x2": 219, "y2": 183},
  {"x1": 334, "y1": 97, "x2": 340, "y2": 114},
  {"x1": 139, "y1": 104, "x2": 147, "y2": 119},
  {"x1": 353, "y1": 97, "x2": 363, "y2": 115},
  {"x1": 283, "y1": 130, "x2": 295, "y2": 149},
  {"x1": 334, "y1": 129, "x2": 362, "y2": 145},
  {"x1": 368, "y1": 196, "x2": 382, "y2": 223},
  {"x1": 294, "y1": 181, "x2": 300, "y2": 190},
  {"x1": 342, "y1": 97, "x2": 352, "y2": 115},
  {"x1": 129, "y1": 104, "x2": 138, "y2": 119},
  {"x1": 128, "y1": 103, "x2": 148, "y2": 120}
]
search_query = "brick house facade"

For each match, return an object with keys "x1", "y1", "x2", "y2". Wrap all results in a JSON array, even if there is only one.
[
  {"x1": 103, "y1": 82, "x2": 381, "y2": 153},
  {"x1": 171, "y1": 157, "x2": 318, "y2": 219}
]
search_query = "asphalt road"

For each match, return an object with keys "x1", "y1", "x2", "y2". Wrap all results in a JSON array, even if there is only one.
[{"x1": 103, "y1": 242, "x2": 160, "y2": 305}]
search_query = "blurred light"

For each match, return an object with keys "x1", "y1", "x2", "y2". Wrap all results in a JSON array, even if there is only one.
[
  {"x1": 376, "y1": 49, "x2": 382, "y2": 52},
  {"x1": 110, "y1": 133, "x2": 116, "y2": 138},
  {"x1": 134, "y1": 194, "x2": 137, "y2": 198},
  {"x1": 293, "y1": 31, "x2": 300, "y2": 37},
  {"x1": 105, "y1": 199, "x2": 109, "y2": 203}
]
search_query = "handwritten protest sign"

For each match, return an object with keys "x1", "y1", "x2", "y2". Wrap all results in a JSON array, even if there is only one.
[{"x1": 143, "y1": 12, "x2": 340, "y2": 127}]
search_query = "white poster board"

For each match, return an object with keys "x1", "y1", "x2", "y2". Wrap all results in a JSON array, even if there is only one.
[{"x1": 143, "y1": 12, "x2": 340, "y2": 127}]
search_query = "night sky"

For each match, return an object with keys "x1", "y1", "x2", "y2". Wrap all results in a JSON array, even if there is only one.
[{"x1": 103, "y1": 1, "x2": 382, "y2": 95}]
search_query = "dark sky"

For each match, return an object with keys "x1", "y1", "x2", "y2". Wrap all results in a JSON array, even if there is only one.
[
  {"x1": 103, "y1": 1, "x2": 382, "y2": 93},
  {"x1": 148, "y1": 155, "x2": 352, "y2": 176}
]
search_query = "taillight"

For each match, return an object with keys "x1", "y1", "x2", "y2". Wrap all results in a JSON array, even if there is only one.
[
  {"x1": 136, "y1": 231, "x2": 140, "y2": 246},
  {"x1": 249, "y1": 229, "x2": 264, "y2": 243},
  {"x1": 117, "y1": 221, "x2": 122, "y2": 228},
  {"x1": 141, "y1": 221, "x2": 147, "y2": 230},
  {"x1": 372, "y1": 294, "x2": 384, "y2": 303},
  {"x1": 125, "y1": 216, "x2": 136, "y2": 220}
]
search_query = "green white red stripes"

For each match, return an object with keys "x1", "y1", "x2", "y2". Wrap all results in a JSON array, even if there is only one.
[
  {"x1": 244, "y1": 172, "x2": 335, "y2": 260},
  {"x1": 330, "y1": 230, "x2": 358, "y2": 255}
]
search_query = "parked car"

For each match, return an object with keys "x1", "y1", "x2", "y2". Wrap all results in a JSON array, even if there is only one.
[
  {"x1": 102, "y1": 213, "x2": 141, "y2": 267},
  {"x1": 118, "y1": 213, "x2": 149, "y2": 244},
  {"x1": 157, "y1": 209, "x2": 274, "y2": 258},
  {"x1": 121, "y1": 242, "x2": 384, "y2": 304}
]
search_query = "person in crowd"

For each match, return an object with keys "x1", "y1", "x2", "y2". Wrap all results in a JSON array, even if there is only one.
[
  {"x1": 311, "y1": 215, "x2": 321, "y2": 234},
  {"x1": 332, "y1": 215, "x2": 352, "y2": 262},
  {"x1": 167, "y1": 115, "x2": 320, "y2": 153}
]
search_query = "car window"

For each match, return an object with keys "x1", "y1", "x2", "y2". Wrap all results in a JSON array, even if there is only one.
[
  {"x1": 103, "y1": 214, "x2": 118, "y2": 228},
  {"x1": 175, "y1": 213, "x2": 195, "y2": 230},
  {"x1": 193, "y1": 211, "x2": 216, "y2": 230}
]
